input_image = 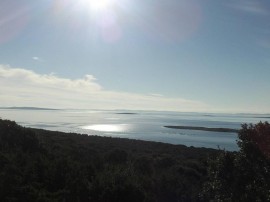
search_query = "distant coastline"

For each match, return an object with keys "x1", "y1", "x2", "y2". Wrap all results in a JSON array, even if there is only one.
[
  {"x1": 164, "y1": 126, "x2": 239, "y2": 133},
  {"x1": 0, "y1": 107, "x2": 59, "y2": 111},
  {"x1": 115, "y1": 112, "x2": 138, "y2": 115}
]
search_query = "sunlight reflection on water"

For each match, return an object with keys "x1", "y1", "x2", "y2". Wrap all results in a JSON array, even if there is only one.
[{"x1": 81, "y1": 124, "x2": 129, "y2": 132}]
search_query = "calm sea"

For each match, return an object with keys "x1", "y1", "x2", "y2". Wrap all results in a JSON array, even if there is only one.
[{"x1": 1, "y1": 108, "x2": 269, "y2": 151}]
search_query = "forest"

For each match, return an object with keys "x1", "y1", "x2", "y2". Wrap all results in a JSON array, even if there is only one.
[{"x1": 0, "y1": 118, "x2": 269, "y2": 201}]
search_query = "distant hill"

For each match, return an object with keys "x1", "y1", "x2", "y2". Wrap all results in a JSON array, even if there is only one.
[
  {"x1": 0, "y1": 107, "x2": 59, "y2": 110},
  {"x1": 115, "y1": 112, "x2": 138, "y2": 115}
]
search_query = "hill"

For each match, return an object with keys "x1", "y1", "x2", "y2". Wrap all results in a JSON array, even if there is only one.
[{"x1": 0, "y1": 118, "x2": 218, "y2": 202}]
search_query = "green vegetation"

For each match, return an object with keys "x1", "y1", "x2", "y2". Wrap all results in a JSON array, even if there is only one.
[
  {"x1": 1, "y1": 118, "x2": 269, "y2": 201},
  {"x1": 0, "y1": 118, "x2": 217, "y2": 202},
  {"x1": 164, "y1": 126, "x2": 239, "y2": 133},
  {"x1": 201, "y1": 122, "x2": 270, "y2": 201}
]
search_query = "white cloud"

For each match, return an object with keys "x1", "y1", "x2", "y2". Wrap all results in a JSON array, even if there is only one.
[
  {"x1": 149, "y1": 93, "x2": 164, "y2": 97},
  {"x1": 32, "y1": 56, "x2": 45, "y2": 62},
  {"x1": 0, "y1": 65, "x2": 209, "y2": 112}
]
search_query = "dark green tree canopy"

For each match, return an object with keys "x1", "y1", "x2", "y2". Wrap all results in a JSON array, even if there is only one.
[
  {"x1": 238, "y1": 122, "x2": 270, "y2": 159},
  {"x1": 0, "y1": 119, "x2": 216, "y2": 202},
  {"x1": 202, "y1": 121, "x2": 270, "y2": 201}
]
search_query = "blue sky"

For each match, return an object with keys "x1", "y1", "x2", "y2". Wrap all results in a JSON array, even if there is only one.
[{"x1": 0, "y1": 0, "x2": 270, "y2": 113}]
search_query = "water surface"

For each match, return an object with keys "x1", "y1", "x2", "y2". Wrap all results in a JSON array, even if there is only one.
[{"x1": 1, "y1": 109, "x2": 269, "y2": 151}]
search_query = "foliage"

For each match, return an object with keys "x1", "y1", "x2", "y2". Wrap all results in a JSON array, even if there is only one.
[
  {"x1": 201, "y1": 122, "x2": 270, "y2": 201},
  {"x1": 239, "y1": 122, "x2": 270, "y2": 158},
  {"x1": 0, "y1": 118, "x2": 217, "y2": 202}
]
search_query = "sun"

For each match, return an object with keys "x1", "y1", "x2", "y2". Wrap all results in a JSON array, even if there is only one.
[
  {"x1": 82, "y1": 0, "x2": 113, "y2": 11},
  {"x1": 92, "y1": 0, "x2": 111, "y2": 10}
]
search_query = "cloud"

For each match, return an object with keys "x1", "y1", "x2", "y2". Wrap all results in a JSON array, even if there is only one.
[
  {"x1": 0, "y1": 65, "x2": 209, "y2": 112},
  {"x1": 228, "y1": 0, "x2": 269, "y2": 15},
  {"x1": 149, "y1": 93, "x2": 164, "y2": 97},
  {"x1": 32, "y1": 56, "x2": 43, "y2": 61}
]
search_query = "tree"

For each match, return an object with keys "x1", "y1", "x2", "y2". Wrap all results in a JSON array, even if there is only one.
[
  {"x1": 201, "y1": 122, "x2": 270, "y2": 201},
  {"x1": 239, "y1": 122, "x2": 270, "y2": 159}
]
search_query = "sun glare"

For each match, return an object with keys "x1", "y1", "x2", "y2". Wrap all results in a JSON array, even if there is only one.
[
  {"x1": 85, "y1": 0, "x2": 113, "y2": 11},
  {"x1": 81, "y1": 124, "x2": 128, "y2": 132}
]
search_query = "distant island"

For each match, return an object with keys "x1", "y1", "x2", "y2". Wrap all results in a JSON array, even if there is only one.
[
  {"x1": 115, "y1": 112, "x2": 138, "y2": 115},
  {"x1": 164, "y1": 125, "x2": 239, "y2": 133},
  {"x1": 0, "y1": 107, "x2": 59, "y2": 110}
]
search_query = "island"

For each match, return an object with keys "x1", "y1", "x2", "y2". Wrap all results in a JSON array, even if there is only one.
[
  {"x1": 115, "y1": 112, "x2": 138, "y2": 115},
  {"x1": 0, "y1": 106, "x2": 59, "y2": 110},
  {"x1": 164, "y1": 125, "x2": 239, "y2": 133}
]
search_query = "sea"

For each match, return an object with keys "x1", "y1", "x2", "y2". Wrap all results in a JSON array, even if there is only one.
[{"x1": 1, "y1": 108, "x2": 270, "y2": 151}]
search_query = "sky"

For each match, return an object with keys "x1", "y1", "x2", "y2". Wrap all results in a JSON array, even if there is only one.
[{"x1": 0, "y1": 0, "x2": 270, "y2": 113}]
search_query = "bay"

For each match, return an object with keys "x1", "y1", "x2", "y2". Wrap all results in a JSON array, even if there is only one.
[{"x1": 1, "y1": 108, "x2": 269, "y2": 151}]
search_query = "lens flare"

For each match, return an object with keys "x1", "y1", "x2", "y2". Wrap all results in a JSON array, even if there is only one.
[{"x1": 0, "y1": 1, "x2": 30, "y2": 44}]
